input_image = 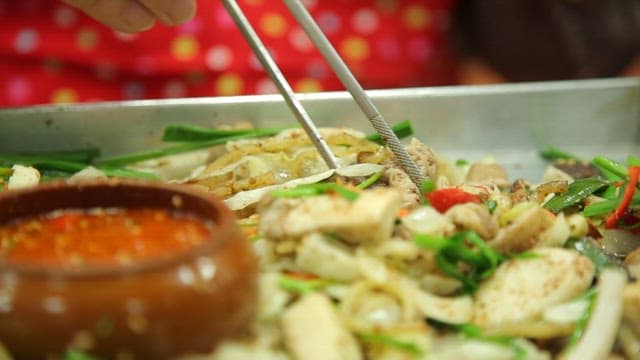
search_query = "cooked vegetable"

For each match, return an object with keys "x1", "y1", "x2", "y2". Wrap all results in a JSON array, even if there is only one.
[
  {"x1": 605, "y1": 166, "x2": 640, "y2": 229},
  {"x1": 426, "y1": 188, "x2": 482, "y2": 213},
  {"x1": 356, "y1": 171, "x2": 383, "y2": 190},
  {"x1": 364, "y1": 119, "x2": 414, "y2": 144},
  {"x1": 270, "y1": 183, "x2": 360, "y2": 201},
  {"x1": 357, "y1": 332, "x2": 423, "y2": 355},
  {"x1": 565, "y1": 288, "x2": 597, "y2": 350},
  {"x1": 540, "y1": 146, "x2": 581, "y2": 161},
  {"x1": 565, "y1": 237, "x2": 618, "y2": 273},
  {"x1": 415, "y1": 231, "x2": 503, "y2": 293},
  {"x1": 162, "y1": 124, "x2": 287, "y2": 142},
  {"x1": 543, "y1": 178, "x2": 606, "y2": 213}
]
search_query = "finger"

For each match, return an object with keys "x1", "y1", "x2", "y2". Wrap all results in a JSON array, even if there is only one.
[
  {"x1": 62, "y1": 0, "x2": 156, "y2": 33},
  {"x1": 136, "y1": 0, "x2": 196, "y2": 26}
]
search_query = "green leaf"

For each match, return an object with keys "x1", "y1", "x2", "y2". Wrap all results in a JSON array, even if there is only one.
[{"x1": 543, "y1": 178, "x2": 607, "y2": 213}]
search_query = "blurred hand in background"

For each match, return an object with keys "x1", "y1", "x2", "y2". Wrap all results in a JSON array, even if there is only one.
[{"x1": 61, "y1": 0, "x2": 196, "y2": 33}]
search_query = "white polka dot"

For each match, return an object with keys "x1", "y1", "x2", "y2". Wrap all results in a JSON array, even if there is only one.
[
  {"x1": 317, "y1": 11, "x2": 341, "y2": 35},
  {"x1": 53, "y1": 6, "x2": 77, "y2": 28},
  {"x1": 306, "y1": 59, "x2": 327, "y2": 79},
  {"x1": 113, "y1": 31, "x2": 139, "y2": 42},
  {"x1": 14, "y1": 28, "x2": 39, "y2": 54},
  {"x1": 205, "y1": 45, "x2": 233, "y2": 71},
  {"x1": 163, "y1": 80, "x2": 187, "y2": 98},
  {"x1": 352, "y1": 8, "x2": 379, "y2": 35},
  {"x1": 289, "y1": 27, "x2": 313, "y2": 53},
  {"x1": 123, "y1": 81, "x2": 145, "y2": 99},
  {"x1": 255, "y1": 78, "x2": 278, "y2": 94}
]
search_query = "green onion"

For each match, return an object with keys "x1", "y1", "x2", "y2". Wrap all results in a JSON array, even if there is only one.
[
  {"x1": 485, "y1": 199, "x2": 498, "y2": 214},
  {"x1": 64, "y1": 349, "x2": 99, "y2": 360},
  {"x1": 415, "y1": 231, "x2": 504, "y2": 294},
  {"x1": 420, "y1": 178, "x2": 436, "y2": 195},
  {"x1": 356, "y1": 171, "x2": 383, "y2": 190},
  {"x1": 565, "y1": 288, "x2": 597, "y2": 350},
  {"x1": 0, "y1": 148, "x2": 100, "y2": 165},
  {"x1": 428, "y1": 321, "x2": 526, "y2": 360},
  {"x1": 162, "y1": 124, "x2": 287, "y2": 142},
  {"x1": 539, "y1": 146, "x2": 581, "y2": 161},
  {"x1": 543, "y1": 178, "x2": 607, "y2": 213},
  {"x1": 592, "y1": 156, "x2": 627, "y2": 180},
  {"x1": 97, "y1": 133, "x2": 254, "y2": 167},
  {"x1": 628, "y1": 156, "x2": 640, "y2": 167},
  {"x1": 0, "y1": 156, "x2": 87, "y2": 173},
  {"x1": 278, "y1": 276, "x2": 330, "y2": 294},
  {"x1": 565, "y1": 237, "x2": 617, "y2": 273},
  {"x1": 414, "y1": 233, "x2": 449, "y2": 250},
  {"x1": 98, "y1": 167, "x2": 158, "y2": 180},
  {"x1": 455, "y1": 159, "x2": 469, "y2": 166},
  {"x1": 357, "y1": 332, "x2": 423, "y2": 355},
  {"x1": 270, "y1": 183, "x2": 359, "y2": 201},
  {"x1": 365, "y1": 120, "x2": 414, "y2": 144}
]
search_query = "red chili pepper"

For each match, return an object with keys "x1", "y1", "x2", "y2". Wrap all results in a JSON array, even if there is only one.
[
  {"x1": 427, "y1": 188, "x2": 482, "y2": 213},
  {"x1": 605, "y1": 166, "x2": 640, "y2": 229}
]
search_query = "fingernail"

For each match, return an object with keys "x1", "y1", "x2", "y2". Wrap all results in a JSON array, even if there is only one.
[
  {"x1": 164, "y1": 0, "x2": 196, "y2": 25},
  {"x1": 122, "y1": 1, "x2": 155, "y2": 31}
]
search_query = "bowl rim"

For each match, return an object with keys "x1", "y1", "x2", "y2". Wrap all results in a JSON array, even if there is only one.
[{"x1": 0, "y1": 179, "x2": 241, "y2": 278}]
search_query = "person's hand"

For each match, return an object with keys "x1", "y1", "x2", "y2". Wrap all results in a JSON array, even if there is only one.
[{"x1": 61, "y1": 0, "x2": 197, "y2": 33}]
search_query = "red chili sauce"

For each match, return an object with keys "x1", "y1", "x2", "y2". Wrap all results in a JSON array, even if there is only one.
[{"x1": 0, "y1": 207, "x2": 214, "y2": 267}]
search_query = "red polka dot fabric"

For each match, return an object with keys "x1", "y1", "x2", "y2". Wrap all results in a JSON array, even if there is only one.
[{"x1": 0, "y1": 0, "x2": 457, "y2": 107}]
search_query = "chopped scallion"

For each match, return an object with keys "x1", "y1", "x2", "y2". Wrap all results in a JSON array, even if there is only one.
[
  {"x1": 162, "y1": 124, "x2": 287, "y2": 142},
  {"x1": 358, "y1": 332, "x2": 423, "y2": 355},
  {"x1": 365, "y1": 120, "x2": 414, "y2": 144},
  {"x1": 540, "y1": 146, "x2": 581, "y2": 161},
  {"x1": 356, "y1": 171, "x2": 383, "y2": 190}
]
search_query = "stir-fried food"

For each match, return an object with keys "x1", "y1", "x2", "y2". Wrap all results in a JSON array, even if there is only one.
[{"x1": 1, "y1": 123, "x2": 639, "y2": 359}]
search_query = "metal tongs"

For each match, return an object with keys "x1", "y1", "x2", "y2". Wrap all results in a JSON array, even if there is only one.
[{"x1": 221, "y1": 0, "x2": 425, "y2": 187}]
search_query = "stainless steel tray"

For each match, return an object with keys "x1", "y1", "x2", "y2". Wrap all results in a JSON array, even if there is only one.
[{"x1": 1, "y1": 78, "x2": 639, "y2": 181}]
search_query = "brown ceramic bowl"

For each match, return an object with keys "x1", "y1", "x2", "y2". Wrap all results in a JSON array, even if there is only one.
[{"x1": 0, "y1": 180, "x2": 258, "y2": 359}]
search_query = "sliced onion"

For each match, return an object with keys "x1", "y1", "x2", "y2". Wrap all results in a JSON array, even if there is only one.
[
  {"x1": 564, "y1": 268, "x2": 627, "y2": 360},
  {"x1": 601, "y1": 229, "x2": 640, "y2": 257}
]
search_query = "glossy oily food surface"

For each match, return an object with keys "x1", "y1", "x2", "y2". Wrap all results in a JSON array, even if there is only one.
[{"x1": 0, "y1": 207, "x2": 215, "y2": 267}]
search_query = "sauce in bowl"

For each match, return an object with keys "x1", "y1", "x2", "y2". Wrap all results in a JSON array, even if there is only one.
[
  {"x1": 0, "y1": 180, "x2": 258, "y2": 359},
  {"x1": 1, "y1": 208, "x2": 214, "y2": 267}
]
